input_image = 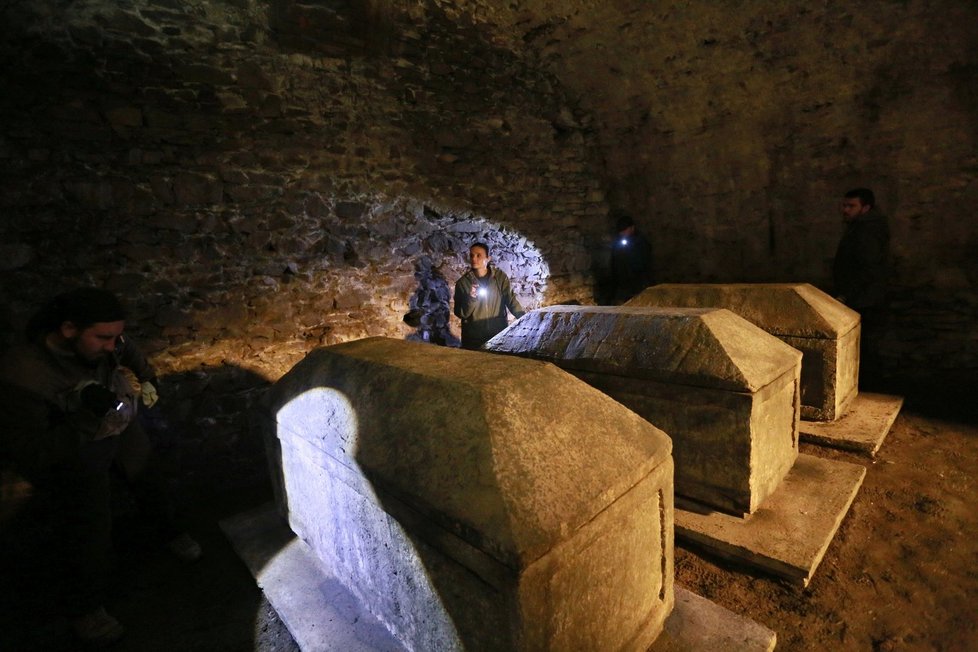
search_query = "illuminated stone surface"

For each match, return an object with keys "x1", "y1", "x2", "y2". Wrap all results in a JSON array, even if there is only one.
[
  {"x1": 220, "y1": 503, "x2": 778, "y2": 652},
  {"x1": 485, "y1": 306, "x2": 801, "y2": 515},
  {"x1": 263, "y1": 337, "x2": 674, "y2": 651},
  {"x1": 627, "y1": 283, "x2": 860, "y2": 421}
]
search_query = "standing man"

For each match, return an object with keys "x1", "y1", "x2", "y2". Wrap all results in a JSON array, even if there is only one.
[
  {"x1": 0, "y1": 287, "x2": 200, "y2": 647},
  {"x1": 453, "y1": 242, "x2": 525, "y2": 350},
  {"x1": 610, "y1": 211, "x2": 653, "y2": 304},
  {"x1": 833, "y1": 187, "x2": 891, "y2": 386}
]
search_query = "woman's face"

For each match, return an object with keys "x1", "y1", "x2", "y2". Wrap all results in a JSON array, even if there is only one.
[{"x1": 469, "y1": 246, "x2": 490, "y2": 272}]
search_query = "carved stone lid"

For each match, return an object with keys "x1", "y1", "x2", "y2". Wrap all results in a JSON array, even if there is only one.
[
  {"x1": 267, "y1": 336, "x2": 672, "y2": 570},
  {"x1": 626, "y1": 283, "x2": 860, "y2": 338},
  {"x1": 484, "y1": 305, "x2": 801, "y2": 393}
]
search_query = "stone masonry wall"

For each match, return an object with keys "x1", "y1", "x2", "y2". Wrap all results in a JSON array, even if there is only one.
[
  {"x1": 0, "y1": 0, "x2": 607, "y2": 375},
  {"x1": 459, "y1": 0, "x2": 978, "y2": 390},
  {"x1": 0, "y1": 0, "x2": 608, "y2": 491},
  {"x1": 2, "y1": 1, "x2": 975, "y2": 493}
]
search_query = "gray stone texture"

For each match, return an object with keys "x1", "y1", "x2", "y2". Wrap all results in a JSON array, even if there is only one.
[
  {"x1": 627, "y1": 283, "x2": 859, "y2": 421},
  {"x1": 0, "y1": 1, "x2": 608, "y2": 380},
  {"x1": 484, "y1": 306, "x2": 801, "y2": 515},
  {"x1": 262, "y1": 337, "x2": 675, "y2": 651},
  {"x1": 0, "y1": 0, "x2": 975, "y2": 521}
]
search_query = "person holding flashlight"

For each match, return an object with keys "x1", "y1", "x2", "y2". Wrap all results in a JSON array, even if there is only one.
[
  {"x1": 610, "y1": 211, "x2": 653, "y2": 304},
  {"x1": 0, "y1": 288, "x2": 199, "y2": 647},
  {"x1": 453, "y1": 242, "x2": 526, "y2": 350}
]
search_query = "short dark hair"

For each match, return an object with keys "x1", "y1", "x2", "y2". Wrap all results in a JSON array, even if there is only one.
[
  {"x1": 25, "y1": 287, "x2": 126, "y2": 338},
  {"x1": 844, "y1": 188, "x2": 875, "y2": 208},
  {"x1": 470, "y1": 242, "x2": 490, "y2": 257},
  {"x1": 612, "y1": 210, "x2": 635, "y2": 232}
]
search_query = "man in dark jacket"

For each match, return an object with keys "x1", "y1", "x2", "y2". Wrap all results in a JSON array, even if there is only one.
[
  {"x1": 610, "y1": 212, "x2": 653, "y2": 303},
  {"x1": 0, "y1": 288, "x2": 200, "y2": 647},
  {"x1": 833, "y1": 187, "x2": 890, "y2": 386},
  {"x1": 453, "y1": 242, "x2": 525, "y2": 350}
]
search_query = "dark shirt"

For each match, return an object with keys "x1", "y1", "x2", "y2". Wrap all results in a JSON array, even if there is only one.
[
  {"x1": 0, "y1": 335, "x2": 153, "y2": 476},
  {"x1": 453, "y1": 267, "x2": 525, "y2": 349},
  {"x1": 833, "y1": 211, "x2": 890, "y2": 309},
  {"x1": 611, "y1": 230, "x2": 653, "y2": 302}
]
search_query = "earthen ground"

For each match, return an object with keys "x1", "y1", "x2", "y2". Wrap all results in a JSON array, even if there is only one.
[
  {"x1": 1, "y1": 404, "x2": 975, "y2": 651},
  {"x1": 676, "y1": 409, "x2": 978, "y2": 651}
]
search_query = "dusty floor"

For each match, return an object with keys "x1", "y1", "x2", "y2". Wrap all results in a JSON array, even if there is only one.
[
  {"x1": 676, "y1": 406, "x2": 978, "y2": 652},
  {"x1": 2, "y1": 399, "x2": 976, "y2": 651}
]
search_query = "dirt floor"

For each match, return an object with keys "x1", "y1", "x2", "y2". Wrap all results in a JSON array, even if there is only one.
[
  {"x1": 675, "y1": 406, "x2": 978, "y2": 652},
  {"x1": 2, "y1": 398, "x2": 976, "y2": 651}
]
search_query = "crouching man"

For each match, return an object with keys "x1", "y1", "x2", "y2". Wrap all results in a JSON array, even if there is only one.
[{"x1": 0, "y1": 287, "x2": 200, "y2": 647}]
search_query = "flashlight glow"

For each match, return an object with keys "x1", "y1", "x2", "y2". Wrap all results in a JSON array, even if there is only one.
[
  {"x1": 620, "y1": 238, "x2": 629, "y2": 246},
  {"x1": 477, "y1": 287, "x2": 488, "y2": 298}
]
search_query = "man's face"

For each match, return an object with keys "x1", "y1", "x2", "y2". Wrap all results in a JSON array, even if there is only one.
[
  {"x1": 63, "y1": 320, "x2": 125, "y2": 364},
  {"x1": 469, "y1": 246, "x2": 490, "y2": 272},
  {"x1": 840, "y1": 197, "x2": 870, "y2": 222}
]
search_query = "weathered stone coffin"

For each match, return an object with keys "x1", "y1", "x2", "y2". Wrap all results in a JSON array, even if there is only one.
[
  {"x1": 626, "y1": 283, "x2": 860, "y2": 421},
  {"x1": 485, "y1": 307, "x2": 801, "y2": 515},
  {"x1": 263, "y1": 337, "x2": 674, "y2": 652}
]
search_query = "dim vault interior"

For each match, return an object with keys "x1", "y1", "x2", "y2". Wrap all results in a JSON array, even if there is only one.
[{"x1": 1, "y1": 1, "x2": 976, "y2": 651}]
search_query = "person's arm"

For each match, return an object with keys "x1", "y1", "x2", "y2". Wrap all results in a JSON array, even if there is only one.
[
  {"x1": 847, "y1": 224, "x2": 889, "y2": 304},
  {"x1": 0, "y1": 380, "x2": 81, "y2": 478},
  {"x1": 453, "y1": 276, "x2": 478, "y2": 320},
  {"x1": 116, "y1": 335, "x2": 156, "y2": 383},
  {"x1": 116, "y1": 336, "x2": 160, "y2": 407},
  {"x1": 498, "y1": 273, "x2": 525, "y2": 318},
  {"x1": 638, "y1": 234, "x2": 653, "y2": 282},
  {"x1": 859, "y1": 226, "x2": 887, "y2": 276}
]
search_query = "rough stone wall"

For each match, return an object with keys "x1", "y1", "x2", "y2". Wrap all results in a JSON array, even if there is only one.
[
  {"x1": 0, "y1": 0, "x2": 607, "y2": 379},
  {"x1": 0, "y1": 0, "x2": 607, "y2": 491},
  {"x1": 3, "y1": 0, "x2": 975, "y2": 493},
  {"x1": 459, "y1": 0, "x2": 978, "y2": 388}
]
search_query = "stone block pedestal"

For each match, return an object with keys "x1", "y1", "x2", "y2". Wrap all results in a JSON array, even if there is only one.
[
  {"x1": 798, "y1": 392, "x2": 904, "y2": 456},
  {"x1": 674, "y1": 453, "x2": 866, "y2": 586}
]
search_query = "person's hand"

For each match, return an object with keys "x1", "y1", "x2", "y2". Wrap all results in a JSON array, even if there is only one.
[
  {"x1": 117, "y1": 366, "x2": 142, "y2": 395},
  {"x1": 140, "y1": 381, "x2": 159, "y2": 408},
  {"x1": 80, "y1": 383, "x2": 120, "y2": 416},
  {"x1": 469, "y1": 284, "x2": 478, "y2": 299}
]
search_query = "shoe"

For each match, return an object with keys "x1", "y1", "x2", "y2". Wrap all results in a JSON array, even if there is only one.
[
  {"x1": 72, "y1": 606, "x2": 124, "y2": 647},
  {"x1": 166, "y1": 532, "x2": 203, "y2": 563}
]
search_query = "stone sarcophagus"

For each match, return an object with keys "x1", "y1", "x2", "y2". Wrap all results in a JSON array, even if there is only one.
[
  {"x1": 626, "y1": 283, "x2": 860, "y2": 421},
  {"x1": 263, "y1": 337, "x2": 674, "y2": 652},
  {"x1": 485, "y1": 307, "x2": 801, "y2": 515}
]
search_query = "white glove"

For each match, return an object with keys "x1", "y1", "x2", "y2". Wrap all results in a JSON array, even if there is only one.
[{"x1": 140, "y1": 381, "x2": 159, "y2": 408}]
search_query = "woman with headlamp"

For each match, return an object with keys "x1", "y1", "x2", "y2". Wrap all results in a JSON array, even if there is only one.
[{"x1": 453, "y1": 242, "x2": 525, "y2": 350}]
